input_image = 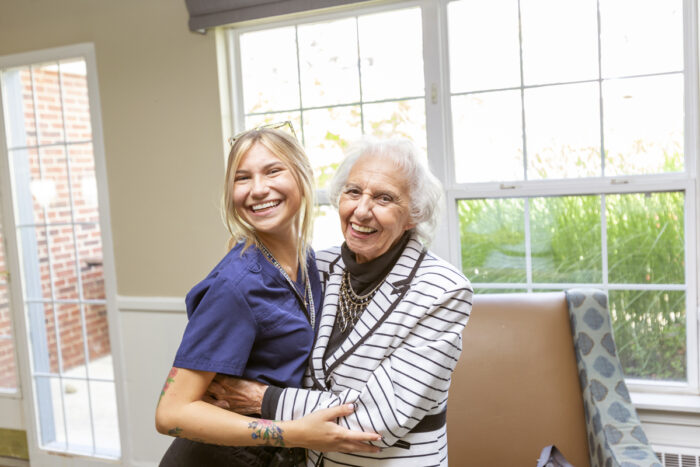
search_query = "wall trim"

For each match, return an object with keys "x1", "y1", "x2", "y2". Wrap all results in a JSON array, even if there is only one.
[{"x1": 117, "y1": 296, "x2": 186, "y2": 313}]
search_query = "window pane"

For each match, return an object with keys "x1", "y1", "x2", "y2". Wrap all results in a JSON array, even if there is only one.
[
  {"x1": 69, "y1": 143, "x2": 100, "y2": 224},
  {"x1": 303, "y1": 106, "x2": 362, "y2": 189},
  {"x1": 298, "y1": 18, "x2": 360, "y2": 107},
  {"x1": 358, "y1": 8, "x2": 424, "y2": 101},
  {"x1": 610, "y1": 290, "x2": 686, "y2": 381},
  {"x1": 33, "y1": 63, "x2": 66, "y2": 145},
  {"x1": 600, "y1": 0, "x2": 683, "y2": 78},
  {"x1": 448, "y1": 0, "x2": 520, "y2": 93},
  {"x1": 520, "y1": 0, "x2": 598, "y2": 85},
  {"x1": 90, "y1": 380, "x2": 120, "y2": 457},
  {"x1": 458, "y1": 198, "x2": 525, "y2": 283},
  {"x1": 55, "y1": 302, "x2": 87, "y2": 378},
  {"x1": 40, "y1": 225, "x2": 79, "y2": 300},
  {"x1": 530, "y1": 196, "x2": 601, "y2": 283},
  {"x1": 78, "y1": 223, "x2": 105, "y2": 300},
  {"x1": 244, "y1": 112, "x2": 302, "y2": 137},
  {"x1": 240, "y1": 27, "x2": 300, "y2": 114},
  {"x1": 606, "y1": 192, "x2": 684, "y2": 284},
  {"x1": 525, "y1": 82, "x2": 601, "y2": 179},
  {"x1": 58, "y1": 377, "x2": 94, "y2": 453},
  {"x1": 3, "y1": 67, "x2": 37, "y2": 148},
  {"x1": 603, "y1": 75, "x2": 684, "y2": 176},
  {"x1": 85, "y1": 305, "x2": 113, "y2": 378},
  {"x1": 11, "y1": 146, "x2": 71, "y2": 225},
  {"x1": 452, "y1": 90, "x2": 523, "y2": 183},
  {"x1": 37, "y1": 375, "x2": 65, "y2": 447},
  {"x1": 362, "y1": 99, "x2": 426, "y2": 154},
  {"x1": 38, "y1": 145, "x2": 71, "y2": 225},
  {"x1": 60, "y1": 59, "x2": 92, "y2": 142}
]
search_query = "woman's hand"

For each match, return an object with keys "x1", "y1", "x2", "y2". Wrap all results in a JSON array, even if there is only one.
[
  {"x1": 284, "y1": 404, "x2": 382, "y2": 453},
  {"x1": 203, "y1": 374, "x2": 266, "y2": 414}
]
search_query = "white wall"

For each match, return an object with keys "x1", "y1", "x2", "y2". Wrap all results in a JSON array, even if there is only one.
[{"x1": 118, "y1": 308, "x2": 187, "y2": 465}]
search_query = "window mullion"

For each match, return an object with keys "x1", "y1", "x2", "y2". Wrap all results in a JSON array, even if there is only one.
[
  {"x1": 228, "y1": 29, "x2": 247, "y2": 135},
  {"x1": 681, "y1": 0, "x2": 700, "y2": 393},
  {"x1": 449, "y1": 174, "x2": 694, "y2": 200},
  {"x1": 422, "y1": 0, "x2": 455, "y2": 262},
  {"x1": 684, "y1": 181, "x2": 699, "y2": 391},
  {"x1": 601, "y1": 194, "x2": 609, "y2": 288},
  {"x1": 595, "y1": 0, "x2": 606, "y2": 177},
  {"x1": 524, "y1": 198, "x2": 532, "y2": 292}
]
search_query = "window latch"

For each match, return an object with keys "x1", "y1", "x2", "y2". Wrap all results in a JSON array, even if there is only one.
[
  {"x1": 610, "y1": 179, "x2": 630, "y2": 185},
  {"x1": 500, "y1": 183, "x2": 516, "y2": 189}
]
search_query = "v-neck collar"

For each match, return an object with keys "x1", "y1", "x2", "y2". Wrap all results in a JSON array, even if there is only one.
[{"x1": 309, "y1": 235, "x2": 427, "y2": 389}]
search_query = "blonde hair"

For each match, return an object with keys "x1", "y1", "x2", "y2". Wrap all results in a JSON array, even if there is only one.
[{"x1": 222, "y1": 127, "x2": 315, "y2": 278}]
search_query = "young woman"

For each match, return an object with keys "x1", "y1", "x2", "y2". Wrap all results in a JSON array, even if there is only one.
[{"x1": 155, "y1": 124, "x2": 380, "y2": 466}]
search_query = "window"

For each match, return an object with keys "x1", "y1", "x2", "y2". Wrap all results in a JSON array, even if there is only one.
[
  {"x1": 227, "y1": 0, "x2": 697, "y2": 392},
  {"x1": 447, "y1": 0, "x2": 692, "y2": 387},
  {"x1": 234, "y1": 6, "x2": 427, "y2": 248},
  {"x1": 0, "y1": 45, "x2": 121, "y2": 459}
]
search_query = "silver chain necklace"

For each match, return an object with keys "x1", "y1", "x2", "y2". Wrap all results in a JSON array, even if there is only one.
[
  {"x1": 256, "y1": 239, "x2": 315, "y2": 330},
  {"x1": 337, "y1": 270, "x2": 385, "y2": 332}
]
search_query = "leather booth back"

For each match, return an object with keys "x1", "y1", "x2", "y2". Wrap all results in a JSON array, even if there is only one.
[{"x1": 447, "y1": 292, "x2": 590, "y2": 466}]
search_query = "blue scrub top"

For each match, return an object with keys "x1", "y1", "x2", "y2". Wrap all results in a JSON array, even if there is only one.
[{"x1": 173, "y1": 242, "x2": 322, "y2": 388}]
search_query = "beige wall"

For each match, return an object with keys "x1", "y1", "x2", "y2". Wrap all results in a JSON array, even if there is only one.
[{"x1": 0, "y1": 0, "x2": 229, "y2": 297}]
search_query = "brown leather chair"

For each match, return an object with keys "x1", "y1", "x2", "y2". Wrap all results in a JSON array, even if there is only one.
[
  {"x1": 447, "y1": 292, "x2": 590, "y2": 466},
  {"x1": 447, "y1": 290, "x2": 660, "y2": 467}
]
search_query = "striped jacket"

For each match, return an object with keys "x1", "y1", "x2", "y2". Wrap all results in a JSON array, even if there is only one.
[{"x1": 273, "y1": 236, "x2": 473, "y2": 466}]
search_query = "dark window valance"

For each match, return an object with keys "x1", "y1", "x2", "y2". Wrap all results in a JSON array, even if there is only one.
[{"x1": 185, "y1": 0, "x2": 371, "y2": 31}]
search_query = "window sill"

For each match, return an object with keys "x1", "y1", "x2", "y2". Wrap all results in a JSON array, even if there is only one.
[{"x1": 631, "y1": 392, "x2": 700, "y2": 414}]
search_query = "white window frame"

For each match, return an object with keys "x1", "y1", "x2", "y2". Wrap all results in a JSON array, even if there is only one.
[
  {"x1": 0, "y1": 43, "x2": 130, "y2": 466},
  {"x1": 224, "y1": 0, "x2": 700, "y2": 398}
]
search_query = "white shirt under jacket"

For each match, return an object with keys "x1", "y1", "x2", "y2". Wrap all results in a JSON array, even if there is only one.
[{"x1": 273, "y1": 235, "x2": 473, "y2": 466}]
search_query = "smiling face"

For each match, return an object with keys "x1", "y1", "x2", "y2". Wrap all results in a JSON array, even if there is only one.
[
  {"x1": 232, "y1": 142, "x2": 302, "y2": 242},
  {"x1": 338, "y1": 155, "x2": 415, "y2": 263}
]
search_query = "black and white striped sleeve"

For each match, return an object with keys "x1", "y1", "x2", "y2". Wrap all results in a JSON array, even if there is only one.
[{"x1": 273, "y1": 284, "x2": 472, "y2": 448}]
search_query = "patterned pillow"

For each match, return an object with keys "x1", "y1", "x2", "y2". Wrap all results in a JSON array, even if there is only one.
[{"x1": 566, "y1": 289, "x2": 661, "y2": 467}]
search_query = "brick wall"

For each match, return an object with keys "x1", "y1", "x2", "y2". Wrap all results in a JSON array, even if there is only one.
[{"x1": 0, "y1": 64, "x2": 110, "y2": 386}]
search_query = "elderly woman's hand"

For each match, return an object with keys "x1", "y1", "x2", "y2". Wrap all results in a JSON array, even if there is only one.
[{"x1": 203, "y1": 374, "x2": 266, "y2": 414}]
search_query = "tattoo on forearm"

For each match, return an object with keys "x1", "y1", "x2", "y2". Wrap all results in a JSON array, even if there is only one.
[
  {"x1": 168, "y1": 427, "x2": 183, "y2": 437},
  {"x1": 158, "y1": 368, "x2": 178, "y2": 404},
  {"x1": 248, "y1": 420, "x2": 284, "y2": 447}
]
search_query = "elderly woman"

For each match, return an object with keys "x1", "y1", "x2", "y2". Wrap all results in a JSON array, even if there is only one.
[{"x1": 209, "y1": 138, "x2": 472, "y2": 466}]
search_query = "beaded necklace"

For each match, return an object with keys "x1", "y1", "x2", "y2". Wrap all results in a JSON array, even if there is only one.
[
  {"x1": 337, "y1": 270, "x2": 386, "y2": 332},
  {"x1": 256, "y1": 239, "x2": 315, "y2": 330}
]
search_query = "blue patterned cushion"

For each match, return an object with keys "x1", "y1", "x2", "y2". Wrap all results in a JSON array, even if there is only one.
[{"x1": 566, "y1": 289, "x2": 661, "y2": 467}]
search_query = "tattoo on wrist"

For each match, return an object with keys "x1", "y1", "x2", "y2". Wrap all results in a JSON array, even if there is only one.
[
  {"x1": 248, "y1": 420, "x2": 284, "y2": 447},
  {"x1": 158, "y1": 368, "x2": 178, "y2": 404},
  {"x1": 168, "y1": 427, "x2": 183, "y2": 437}
]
